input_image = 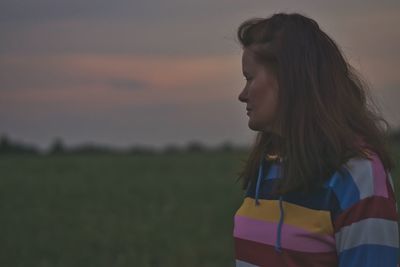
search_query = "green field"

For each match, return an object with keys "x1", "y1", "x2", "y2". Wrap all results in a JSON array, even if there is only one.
[{"x1": 1, "y1": 145, "x2": 399, "y2": 267}]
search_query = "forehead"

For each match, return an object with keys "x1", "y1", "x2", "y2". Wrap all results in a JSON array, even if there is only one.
[
  {"x1": 241, "y1": 48, "x2": 257, "y2": 68},
  {"x1": 242, "y1": 48, "x2": 275, "y2": 74},
  {"x1": 242, "y1": 47, "x2": 272, "y2": 73}
]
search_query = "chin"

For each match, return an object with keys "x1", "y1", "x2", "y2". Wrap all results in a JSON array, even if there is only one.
[
  {"x1": 248, "y1": 119, "x2": 274, "y2": 133},
  {"x1": 248, "y1": 120, "x2": 263, "y2": 131}
]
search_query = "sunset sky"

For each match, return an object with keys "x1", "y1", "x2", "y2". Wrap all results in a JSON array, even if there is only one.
[{"x1": 1, "y1": 0, "x2": 399, "y2": 151}]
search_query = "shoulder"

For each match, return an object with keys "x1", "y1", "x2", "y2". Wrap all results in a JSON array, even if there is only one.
[
  {"x1": 327, "y1": 151, "x2": 399, "y2": 265},
  {"x1": 324, "y1": 150, "x2": 396, "y2": 212}
]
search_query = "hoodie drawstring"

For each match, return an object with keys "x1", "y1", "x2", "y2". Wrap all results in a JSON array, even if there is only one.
[
  {"x1": 254, "y1": 154, "x2": 264, "y2": 206},
  {"x1": 254, "y1": 151, "x2": 284, "y2": 253},
  {"x1": 275, "y1": 195, "x2": 284, "y2": 252}
]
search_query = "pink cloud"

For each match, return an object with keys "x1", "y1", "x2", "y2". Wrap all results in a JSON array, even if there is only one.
[{"x1": 0, "y1": 53, "x2": 243, "y2": 114}]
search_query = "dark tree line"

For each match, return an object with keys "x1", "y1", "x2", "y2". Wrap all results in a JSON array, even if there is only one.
[
  {"x1": 0, "y1": 134, "x2": 249, "y2": 156},
  {"x1": 2, "y1": 130, "x2": 400, "y2": 156},
  {"x1": 0, "y1": 134, "x2": 39, "y2": 155}
]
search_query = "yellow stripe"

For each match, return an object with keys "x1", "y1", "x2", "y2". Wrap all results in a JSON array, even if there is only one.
[{"x1": 235, "y1": 197, "x2": 334, "y2": 234}]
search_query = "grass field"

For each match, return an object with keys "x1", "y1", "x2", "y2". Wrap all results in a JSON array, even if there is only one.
[{"x1": 1, "y1": 144, "x2": 399, "y2": 267}]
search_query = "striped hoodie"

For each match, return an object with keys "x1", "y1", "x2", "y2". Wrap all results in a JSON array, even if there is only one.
[{"x1": 233, "y1": 150, "x2": 399, "y2": 267}]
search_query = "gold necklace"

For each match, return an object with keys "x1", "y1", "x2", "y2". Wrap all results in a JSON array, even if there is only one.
[{"x1": 265, "y1": 153, "x2": 283, "y2": 162}]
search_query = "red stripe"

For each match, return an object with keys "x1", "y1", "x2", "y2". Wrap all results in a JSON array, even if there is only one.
[
  {"x1": 334, "y1": 196, "x2": 398, "y2": 231},
  {"x1": 234, "y1": 237, "x2": 338, "y2": 267},
  {"x1": 235, "y1": 237, "x2": 284, "y2": 266}
]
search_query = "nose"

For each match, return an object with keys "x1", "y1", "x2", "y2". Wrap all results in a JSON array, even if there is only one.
[{"x1": 238, "y1": 87, "x2": 248, "y2": 103}]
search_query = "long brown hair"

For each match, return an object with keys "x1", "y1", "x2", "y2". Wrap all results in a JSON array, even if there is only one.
[{"x1": 235, "y1": 12, "x2": 394, "y2": 195}]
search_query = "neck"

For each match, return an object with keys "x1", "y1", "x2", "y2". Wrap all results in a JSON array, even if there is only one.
[{"x1": 269, "y1": 134, "x2": 283, "y2": 154}]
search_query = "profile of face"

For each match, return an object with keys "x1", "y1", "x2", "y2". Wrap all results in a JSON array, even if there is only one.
[{"x1": 238, "y1": 48, "x2": 280, "y2": 134}]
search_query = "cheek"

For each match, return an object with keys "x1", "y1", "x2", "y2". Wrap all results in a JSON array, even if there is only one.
[
  {"x1": 259, "y1": 85, "x2": 277, "y2": 104},
  {"x1": 258, "y1": 87, "x2": 278, "y2": 118}
]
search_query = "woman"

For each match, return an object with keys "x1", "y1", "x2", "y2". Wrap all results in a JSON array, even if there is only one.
[{"x1": 233, "y1": 12, "x2": 399, "y2": 267}]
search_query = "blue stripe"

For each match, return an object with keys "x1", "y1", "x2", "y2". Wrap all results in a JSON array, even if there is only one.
[
  {"x1": 284, "y1": 186, "x2": 340, "y2": 212},
  {"x1": 264, "y1": 162, "x2": 281, "y2": 180},
  {"x1": 245, "y1": 163, "x2": 357, "y2": 214},
  {"x1": 246, "y1": 176, "x2": 341, "y2": 212},
  {"x1": 324, "y1": 167, "x2": 361, "y2": 210},
  {"x1": 338, "y1": 244, "x2": 399, "y2": 267}
]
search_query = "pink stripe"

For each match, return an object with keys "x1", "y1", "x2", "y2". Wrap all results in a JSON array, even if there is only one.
[
  {"x1": 234, "y1": 215, "x2": 336, "y2": 253},
  {"x1": 371, "y1": 154, "x2": 388, "y2": 198}
]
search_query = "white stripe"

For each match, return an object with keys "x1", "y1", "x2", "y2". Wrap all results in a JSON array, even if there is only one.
[
  {"x1": 335, "y1": 217, "x2": 399, "y2": 253},
  {"x1": 236, "y1": 259, "x2": 259, "y2": 267},
  {"x1": 388, "y1": 172, "x2": 395, "y2": 192},
  {"x1": 344, "y1": 158, "x2": 374, "y2": 199}
]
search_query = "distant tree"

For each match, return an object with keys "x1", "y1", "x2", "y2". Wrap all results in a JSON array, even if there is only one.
[
  {"x1": 186, "y1": 140, "x2": 206, "y2": 153},
  {"x1": 128, "y1": 145, "x2": 156, "y2": 155},
  {"x1": 389, "y1": 128, "x2": 400, "y2": 143},
  {"x1": 0, "y1": 134, "x2": 11, "y2": 152},
  {"x1": 48, "y1": 136, "x2": 65, "y2": 154},
  {"x1": 69, "y1": 143, "x2": 115, "y2": 154},
  {"x1": 163, "y1": 144, "x2": 181, "y2": 154},
  {"x1": 0, "y1": 133, "x2": 39, "y2": 155},
  {"x1": 218, "y1": 141, "x2": 234, "y2": 152}
]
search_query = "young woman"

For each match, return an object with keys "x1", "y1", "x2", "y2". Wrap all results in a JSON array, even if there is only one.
[{"x1": 233, "y1": 12, "x2": 399, "y2": 267}]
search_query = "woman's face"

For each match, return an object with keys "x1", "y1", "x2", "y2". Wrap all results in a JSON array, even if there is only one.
[{"x1": 238, "y1": 48, "x2": 280, "y2": 133}]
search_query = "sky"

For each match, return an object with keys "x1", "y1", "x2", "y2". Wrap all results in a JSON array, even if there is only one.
[{"x1": 1, "y1": 0, "x2": 399, "y2": 151}]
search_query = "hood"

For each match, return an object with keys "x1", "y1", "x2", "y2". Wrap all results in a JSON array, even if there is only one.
[{"x1": 254, "y1": 150, "x2": 284, "y2": 253}]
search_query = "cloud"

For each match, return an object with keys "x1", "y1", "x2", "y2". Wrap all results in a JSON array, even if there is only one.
[
  {"x1": 0, "y1": 55, "x2": 149, "y2": 91},
  {"x1": 2, "y1": 0, "x2": 399, "y2": 60},
  {"x1": 1, "y1": 0, "x2": 399, "y2": 149},
  {"x1": 106, "y1": 78, "x2": 147, "y2": 91},
  {"x1": 0, "y1": 53, "x2": 242, "y2": 113}
]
